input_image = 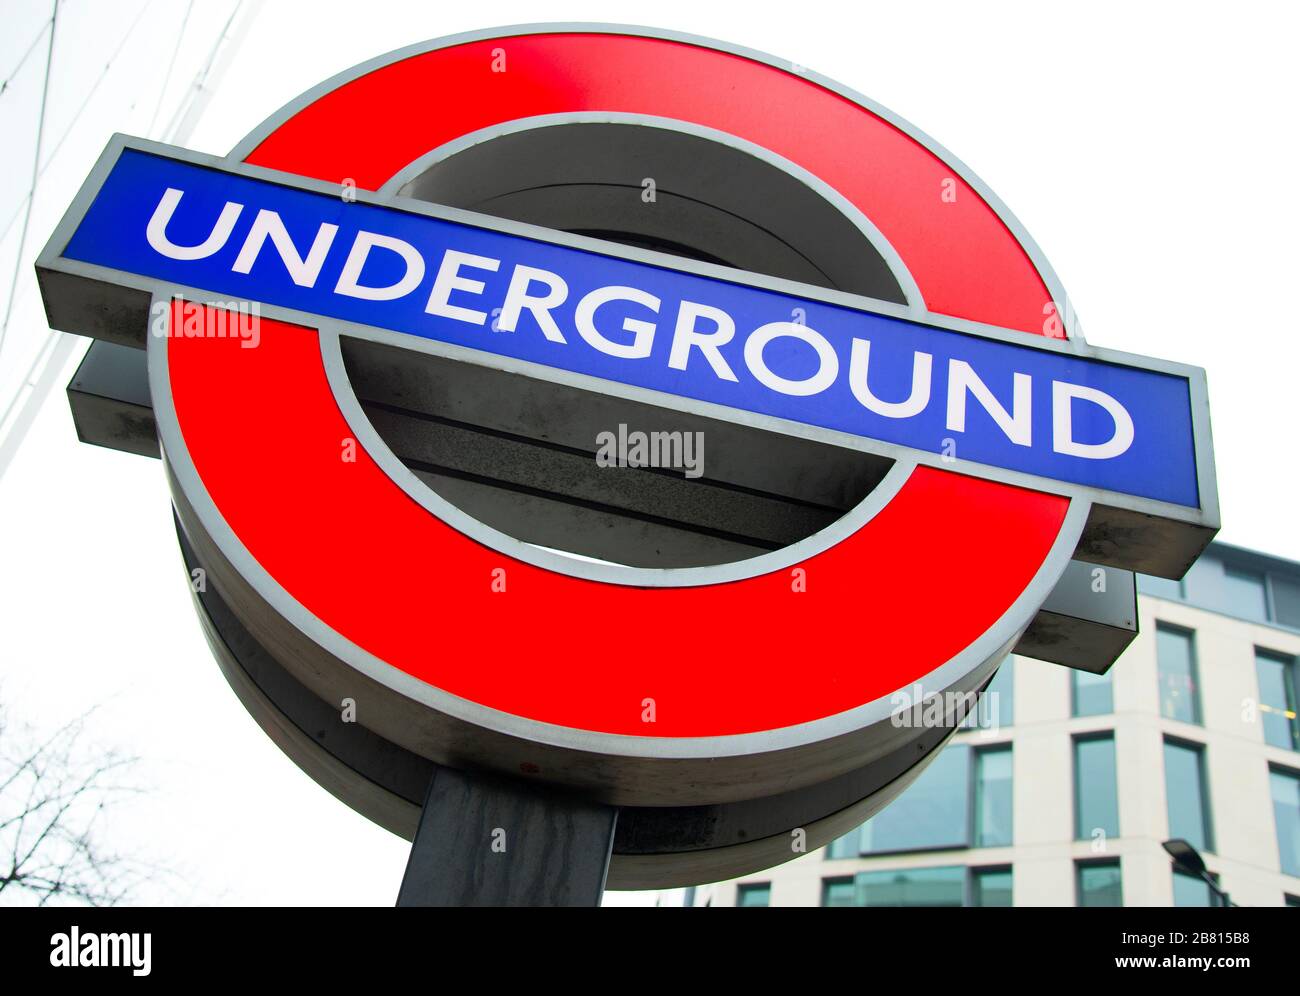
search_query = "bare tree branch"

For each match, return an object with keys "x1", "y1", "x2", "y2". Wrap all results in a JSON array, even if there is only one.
[{"x1": 0, "y1": 701, "x2": 154, "y2": 905}]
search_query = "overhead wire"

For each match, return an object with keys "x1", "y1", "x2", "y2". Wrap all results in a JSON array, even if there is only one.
[
  {"x1": 0, "y1": 0, "x2": 250, "y2": 482},
  {"x1": 0, "y1": 0, "x2": 155, "y2": 249},
  {"x1": 0, "y1": 13, "x2": 54, "y2": 94},
  {"x1": 145, "y1": 0, "x2": 194, "y2": 137},
  {"x1": 0, "y1": 0, "x2": 59, "y2": 367}
]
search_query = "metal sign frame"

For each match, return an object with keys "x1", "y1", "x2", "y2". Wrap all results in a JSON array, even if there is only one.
[{"x1": 33, "y1": 23, "x2": 1220, "y2": 900}]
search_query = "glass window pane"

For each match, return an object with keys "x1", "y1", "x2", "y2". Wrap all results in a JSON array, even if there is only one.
[
  {"x1": 1157, "y1": 626, "x2": 1201, "y2": 724},
  {"x1": 1271, "y1": 768, "x2": 1300, "y2": 878},
  {"x1": 1222, "y1": 567, "x2": 1268, "y2": 621},
  {"x1": 1077, "y1": 861, "x2": 1123, "y2": 907},
  {"x1": 1072, "y1": 670, "x2": 1114, "y2": 717},
  {"x1": 857, "y1": 866, "x2": 964, "y2": 907},
  {"x1": 985, "y1": 658, "x2": 1014, "y2": 728},
  {"x1": 1180, "y1": 557, "x2": 1213, "y2": 604},
  {"x1": 737, "y1": 883, "x2": 770, "y2": 907},
  {"x1": 822, "y1": 878, "x2": 857, "y2": 907},
  {"x1": 1164, "y1": 740, "x2": 1213, "y2": 853},
  {"x1": 1256, "y1": 651, "x2": 1299, "y2": 751},
  {"x1": 1074, "y1": 735, "x2": 1119, "y2": 841},
  {"x1": 861, "y1": 745, "x2": 970, "y2": 853},
  {"x1": 1273, "y1": 576, "x2": 1300, "y2": 630},
  {"x1": 971, "y1": 867, "x2": 1013, "y2": 907},
  {"x1": 1173, "y1": 870, "x2": 1218, "y2": 907},
  {"x1": 825, "y1": 828, "x2": 860, "y2": 860},
  {"x1": 974, "y1": 747, "x2": 1013, "y2": 847},
  {"x1": 1138, "y1": 574, "x2": 1184, "y2": 601}
]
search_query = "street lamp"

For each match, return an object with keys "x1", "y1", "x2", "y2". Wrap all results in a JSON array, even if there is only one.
[{"x1": 1162, "y1": 838, "x2": 1236, "y2": 907}]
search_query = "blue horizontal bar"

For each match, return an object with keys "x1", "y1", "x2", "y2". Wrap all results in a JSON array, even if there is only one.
[{"x1": 61, "y1": 148, "x2": 1199, "y2": 508}]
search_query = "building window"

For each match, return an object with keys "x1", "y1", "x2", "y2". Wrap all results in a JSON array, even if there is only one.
[
  {"x1": 826, "y1": 741, "x2": 1015, "y2": 859},
  {"x1": 825, "y1": 829, "x2": 859, "y2": 860},
  {"x1": 964, "y1": 657, "x2": 1013, "y2": 729},
  {"x1": 973, "y1": 746, "x2": 1013, "y2": 847},
  {"x1": 1072, "y1": 669, "x2": 1114, "y2": 717},
  {"x1": 857, "y1": 866, "x2": 965, "y2": 907},
  {"x1": 1074, "y1": 733, "x2": 1119, "y2": 841},
  {"x1": 1286, "y1": 894, "x2": 1300, "y2": 908},
  {"x1": 1164, "y1": 738, "x2": 1214, "y2": 853},
  {"x1": 1273, "y1": 575, "x2": 1300, "y2": 630},
  {"x1": 1145, "y1": 560, "x2": 1300, "y2": 631},
  {"x1": 1076, "y1": 859, "x2": 1123, "y2": 907},
  {"x1": 1222, "y1": 565, "x2": 1269, "y2": 622},
  {"x1": 1173, "y1": 868, "x2": 1223, "y2": 907},
  {"x1": 1257, "y1": 649, "x2": 1299, "y2": 751},
  {"x1": 1138, "y1": 574, "x2": 1184, "y2": 601},
  {"x1": 822, "y1": 877, "x2": 856, "y2": 907},
  {"x1": 736, "y1": 883, "x2": 770, "y2": 907},
  {"x1": 859, "y1": 745, "x2": 970, "y2": 854},
  {"x1": 1270, "y1": 766, "x2": 1300, "y2": 879},
  {"x1": 970, "y1": 866, "x2": 1013, "y2": 907},
  {"x1": 1156, "y1": 624, "x2": 1201, "y2": 725},
  {"x1": 823, "y1": 866, "x2": 1012, "y2": 907}
]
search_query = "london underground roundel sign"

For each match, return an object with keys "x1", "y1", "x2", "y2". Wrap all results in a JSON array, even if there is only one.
[{"x1": 38, "y1": 25, "x2": 1216, "y2": 887}]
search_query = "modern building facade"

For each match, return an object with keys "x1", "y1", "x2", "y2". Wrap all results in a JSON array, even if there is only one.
[{"x1": 691, "y1": 541, "x2": 1300, "y2": 907}]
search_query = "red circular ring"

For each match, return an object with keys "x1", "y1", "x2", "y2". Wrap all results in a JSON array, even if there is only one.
[{"x1": 165, "y1": 29, "x2": 1072, "y2": 738}]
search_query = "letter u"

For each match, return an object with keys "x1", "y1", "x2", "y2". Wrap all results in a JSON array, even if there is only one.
[
  {"x1": 146, "y1": 187, "x2": 244, "y2": 261},
  {"x1": 849, "y1": 338, "x2": 932, "y2": 418}
]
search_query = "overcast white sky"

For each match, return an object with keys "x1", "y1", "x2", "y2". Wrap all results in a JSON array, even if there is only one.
[{"x1": 0, "y1": 0, "x2": 1297, "y2": 906}]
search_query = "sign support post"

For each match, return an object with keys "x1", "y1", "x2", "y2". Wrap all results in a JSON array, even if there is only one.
[{"x1": 396, "y1": 766, "x2": 618, "y2": 907}]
